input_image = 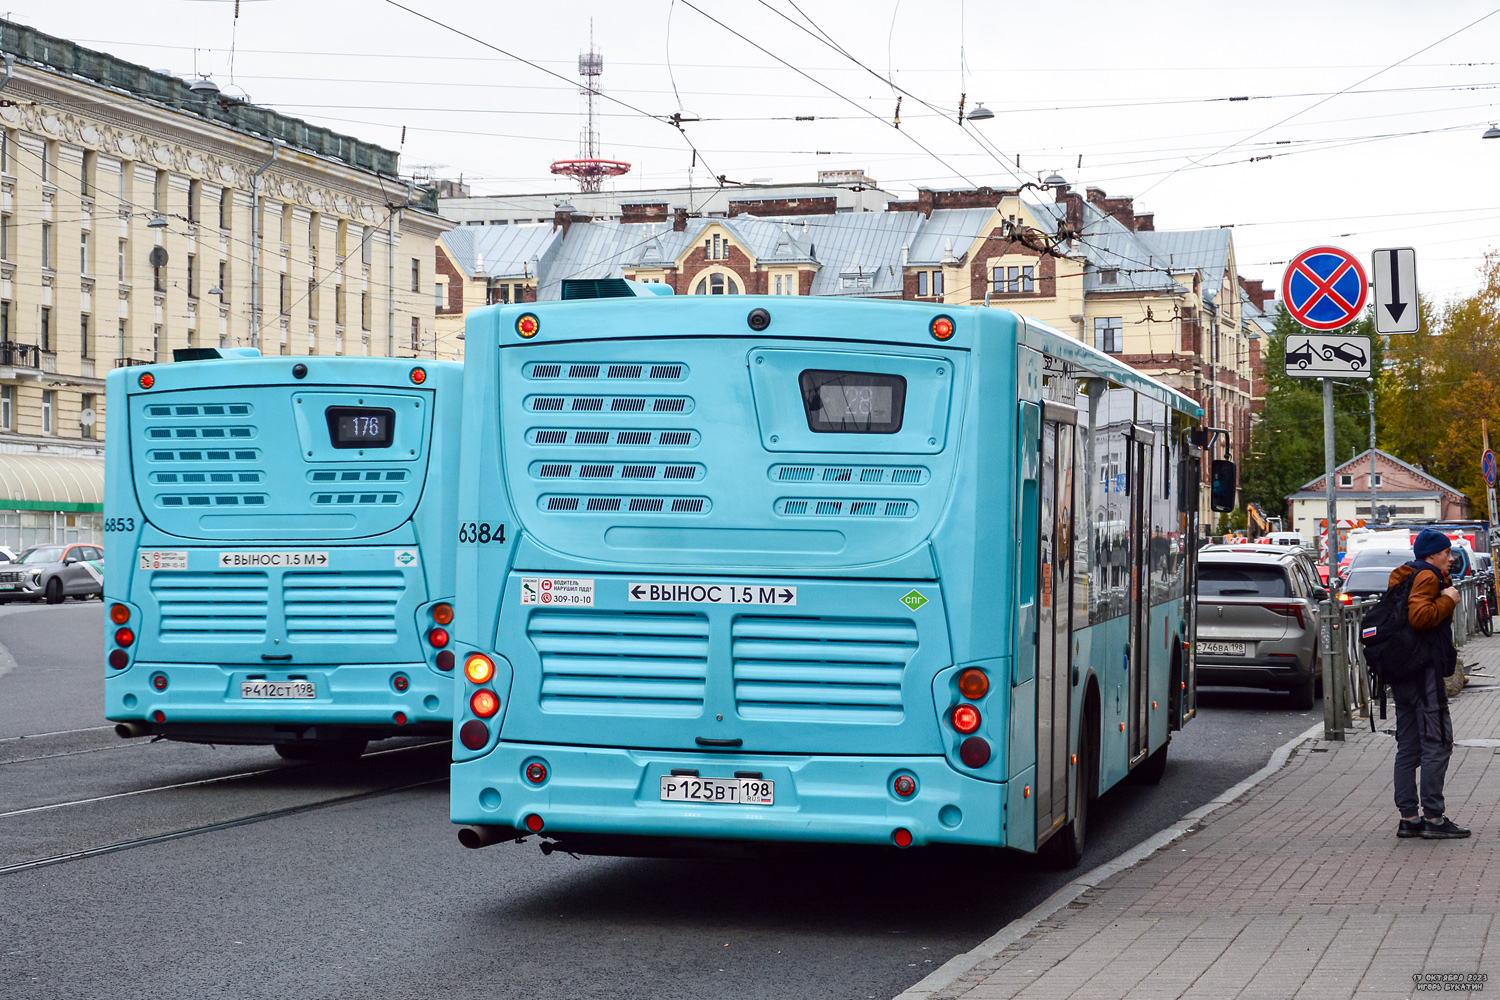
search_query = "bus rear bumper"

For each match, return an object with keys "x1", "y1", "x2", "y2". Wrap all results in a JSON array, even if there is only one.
[
  {"x1": 105, "y1": 662, "x2": 453, "y2": 738},
  {"x1": 450, "y1": 743, "x2": 1005, "y2": 849}
]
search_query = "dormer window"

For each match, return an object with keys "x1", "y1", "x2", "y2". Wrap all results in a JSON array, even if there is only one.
[{"x1": 1099, "y1": 268, "x2": 1119, "y2": 285}]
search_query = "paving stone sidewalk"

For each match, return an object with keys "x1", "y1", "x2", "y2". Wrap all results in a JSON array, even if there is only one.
[{"x1": 933, "y1": 638, "x2": 1500, "y2": 1000}]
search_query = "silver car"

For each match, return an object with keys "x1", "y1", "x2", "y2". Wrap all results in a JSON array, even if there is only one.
[
  {"x1": 1196, "y1": 549, "x2": 1326, "y2": 709},
  {"x1": 0, "y1": 544, "x2": 106, "y2": 604}
]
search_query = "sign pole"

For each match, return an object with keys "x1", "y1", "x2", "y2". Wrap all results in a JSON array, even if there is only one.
[
  {"x1": 1484, "y1": 419, "x2": 1497, "y2": 534},
  {"x1": 1322, "y1": 377, "x2": 1342, "y2": 740}
]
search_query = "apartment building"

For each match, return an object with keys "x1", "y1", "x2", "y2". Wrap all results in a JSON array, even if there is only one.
[{"x1": 0, "y1": 19, "x2": 451, "y2": 549}]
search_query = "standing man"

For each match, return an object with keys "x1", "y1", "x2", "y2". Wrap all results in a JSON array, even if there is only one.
[{"x1": 1391, "y1": 528, "x2": 1471, "y2": 840}]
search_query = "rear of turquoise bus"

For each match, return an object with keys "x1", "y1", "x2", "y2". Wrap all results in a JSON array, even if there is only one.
[
  {"x1": 452, "y1": 295, "x2": 1028, "y2": 852},
  {"x1": 104, "y1": 353, "x2": 462, "y2": 758}
]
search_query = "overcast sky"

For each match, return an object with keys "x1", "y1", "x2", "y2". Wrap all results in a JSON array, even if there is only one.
[{"x1": 16, "y1": 0, "x2": 1500, "y2": 306}]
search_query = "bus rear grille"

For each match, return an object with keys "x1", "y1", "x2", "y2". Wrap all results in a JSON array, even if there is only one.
[
  {"x1": 531, "y1": 462, "x2": 704, "y2": 481},
  {"x1": 525, "y1": 362, "x2": 686, "y2": 380},
  {"x1": 159, "y1": 494, "x2": 269, "y2": 507},
  {"x1": 731, "y1": 616, "x2": 917, "y2": 724},
  {"x1": 150, "y1": 572, "x2": 269, "y2": 641},
  {"x1": 771, "y1": 465, "x2": 928, "y2": 485},
  {"x1": 527, "y1": 429, "x2": 699, "y2": 447},
  {"x1": 541, "y1": 495, "x2": 710, "y2": 514},
  {"x1": 776, "y1": 498, "x2": 918, "y2": 518},
  {"x1": 526, "y1": 396, "x2": 694, "y2": 414},
  {"x1": 528, "y1": 611, "x2": 709, "y2": 716},
  {"x1": 283, "y1": 571, "x2": 404, "y2": 642}
]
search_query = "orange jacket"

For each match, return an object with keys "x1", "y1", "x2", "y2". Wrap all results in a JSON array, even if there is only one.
[{"x1": 1388, "y1": 562, "x2": 1455, "y2": 630}]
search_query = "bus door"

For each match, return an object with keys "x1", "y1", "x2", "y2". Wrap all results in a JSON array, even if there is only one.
[
  {"x1": 1127, "y1": 425, "x2": 1155, "y2": 764},
  {"x1": 1037, "y1": 402, "x2": 1077, "y2": 840}
]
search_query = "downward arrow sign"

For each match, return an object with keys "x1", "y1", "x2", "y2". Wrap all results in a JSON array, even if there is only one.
[{"x1": 1385, "y1": 251, "x2": 1407, "y2": 322}]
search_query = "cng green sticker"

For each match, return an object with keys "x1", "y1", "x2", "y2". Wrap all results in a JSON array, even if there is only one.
[{"x1": 900, "y1": 589, "x2": 929, "y2": 611}]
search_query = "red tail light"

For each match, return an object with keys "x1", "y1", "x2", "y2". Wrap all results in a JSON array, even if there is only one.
[
  {"x1": 951, "y1": 704, "x2": 981, "y2": 734},
  {"x1": 150, "y1": 673, "x2": 168, "y2": 691},
  {"x1": 392, "y1": 673, "x2": 409, "y2": 692},
  {"x1": 459, "y1": 720, "x2": 489, "y2": 750},
  {"x1": 428, "y1": 627, "x2": 450, "y2": 648},
  {"x1": 1336, "y1": 593, "x2": 1353, "y2": 605},
  {"x1": 471, "y1": 689, "x2": 499, "y2": 718},
  {"x1": 893, "y1": 775, "x2": 916, "y2": 797},
  {"x1": 114, "y1": 627, "x2": 135, "y2": 647},
  {"x1": 526, "y1": 762, "x2": 548, "y2": 784},
  {"x1": 435, "y1": 650, "x2": 455, "y2": 671},
  {"x1": 892, "y1": 827, "x2": 913, "y2": 848},
  {"x1": 524, "y1": 813, "x2": 544, "y2": 832},
  {"x1": 108, "y1": 649, "x2": 128, "y2": 669},
  {"x1": 960, "y1": 736, "x2": 992, "y2": 768},
  {"x1": 1262, "y1": 603, "x2": 1306, "y2": 628}
]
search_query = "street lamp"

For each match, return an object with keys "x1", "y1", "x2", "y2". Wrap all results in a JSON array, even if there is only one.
[
  {"x1": 965, "y1": 103, "x2": 994, "y2": 122},
  {"x1": 147, "y1": 214, "x2": 168, "y2": 229},
  {"x1": 1484, "y1": 124, "x2": 1500, "y2": 139}
]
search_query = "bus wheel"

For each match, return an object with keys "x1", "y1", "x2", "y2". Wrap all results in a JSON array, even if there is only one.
[
  {"x1": 274, "y1": 740, "x2": 368, "y2": 762},
  {"x1": 1045, "y1": 723, "x2": 1093, "y2": 870}
]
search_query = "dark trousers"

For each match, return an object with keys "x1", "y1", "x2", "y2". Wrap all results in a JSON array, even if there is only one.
[{"x1": 1391, "y1": 666, "x2": 1453, "y2": 819}]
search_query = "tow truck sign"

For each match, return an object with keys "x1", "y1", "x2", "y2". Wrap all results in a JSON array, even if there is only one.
[{"x1": 628, "y1": 582, "x2": 797, "y2": 606}]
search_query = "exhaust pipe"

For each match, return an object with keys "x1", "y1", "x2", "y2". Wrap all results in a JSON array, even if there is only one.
[
  {"x1": 115, "y1": 722, "x2": 151, "y2": 739},
  {"x1": 457, "y1": 824, "x2": 517, "y2": 850}
]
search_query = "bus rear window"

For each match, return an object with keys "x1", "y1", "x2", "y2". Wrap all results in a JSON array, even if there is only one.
[
  {"x1": 1198, "y1": 564, "x2": 1290, "y2": 597},
  {"x1": 799, "y1": 370, "x2": 906, "y2": 434}
]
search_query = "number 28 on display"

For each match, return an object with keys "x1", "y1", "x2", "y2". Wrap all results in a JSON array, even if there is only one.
[{"x1": 457, "y1": 522, "x2": 505, "y2": 544}]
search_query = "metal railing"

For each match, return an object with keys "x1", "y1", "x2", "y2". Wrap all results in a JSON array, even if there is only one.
[
  {"x1": 0, "y1": 341, "x2": 40, "y2": 368},
  {"x1": 1319, "y1": 575, "x2": 1488, "y2": 740},
  {"x1": 113, "y1": 357, "x2": 152, "y2": 368}
]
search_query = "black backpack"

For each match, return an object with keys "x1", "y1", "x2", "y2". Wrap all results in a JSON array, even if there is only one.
[{"x1": 1360, "y1": 562, "x2": 1438, "y2": 721}]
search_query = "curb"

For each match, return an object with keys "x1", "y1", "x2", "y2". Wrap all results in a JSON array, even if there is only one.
[{"x1": 893, "y1": 719, "x2": 1327, "y2": 1000}]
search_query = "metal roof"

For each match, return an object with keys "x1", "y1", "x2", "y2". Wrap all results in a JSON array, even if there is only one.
[
  {"x1": 442, "y1": 224, "x2": 559, "y2": 280},
  {"x1": 1137, "y1": 228, "x2": 1232, "y2": 279},
  {"x1": 0, "y1": 454, "x2": 104, "y2": 511}
]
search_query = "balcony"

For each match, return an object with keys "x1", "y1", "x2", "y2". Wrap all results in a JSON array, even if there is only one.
[
  {"x1": 114, "y1": 357, "x2": 152, "y2": 368},
  {"x1": 0, "y1": 342, "x2": 40, "y2": 368}
]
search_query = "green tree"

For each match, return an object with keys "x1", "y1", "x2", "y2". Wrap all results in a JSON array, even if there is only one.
[{"x1": 1241, "y1": 304, "x2": 1375, "y2": 517}]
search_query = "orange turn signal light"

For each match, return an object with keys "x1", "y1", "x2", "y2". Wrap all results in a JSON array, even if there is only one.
[
  {"x1": 110, "y1": 603, "x2": 131, "y2": 625},
  {"x1": 431, "y1": 603, "x2": 454, "y2": 625},
  {"x1": 470, "y1": 689, "x2": 499, "y2": 718},
  {"x1": 957, "y1": 668, "x2": 989, "y2": 700},
  {"x1": 410, "y1": 366, "x2": 427, "y2": 385},
  {"x1": 138, "y1": 372, "x2": 155, "y2": 389},
  {"x1": 930, "y1": 315, "x2": 955, "y2": 341},
  {"x1": 516, "y1": 313, "x2": 540, "y2": 338},
  {"x1": 464, "y1": 653, "x2": 495, "y2": 685}
]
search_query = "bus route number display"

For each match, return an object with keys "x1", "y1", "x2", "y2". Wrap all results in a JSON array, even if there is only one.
[
  {"x1": 520, "y1": 577, "x2": 595, "y2": 606},
  {"x1": 325, "y1": 406, "x2": 395, "y2": 449},
  {"x1": 799, "y1": 370, "x2": 906, "y2": 434}
]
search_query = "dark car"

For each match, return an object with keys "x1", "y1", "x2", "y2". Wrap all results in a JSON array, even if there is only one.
[
  {"x1": 1196, "y1": 550, "x2": 1326, "y2": 709},
  {"x1": 1286, "y1": 341, "x2": 1316, "y2": 369},
  {"x1": 1321, "y1": 342, "x2": 1367, "y2": 368},
  {"x1": 1336, "y1": 546, "x2": 1413, "y2": 605}
]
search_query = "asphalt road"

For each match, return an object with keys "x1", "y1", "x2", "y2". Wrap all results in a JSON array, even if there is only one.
[{"x1": 0, "y1": 600, "x2": 1323, "y2": 1000}]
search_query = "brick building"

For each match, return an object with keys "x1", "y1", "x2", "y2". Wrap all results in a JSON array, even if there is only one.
[{"x1": 1286, "y1": 449, "x2": 1471, "y2": 540}]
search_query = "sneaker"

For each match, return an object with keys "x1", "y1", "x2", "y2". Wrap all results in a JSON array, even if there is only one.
[
  {"x1": 1420, "y1": 817, "x2": 1472, "y2": 839},
  {"x1": 1398, "y1": 818, "x2": 1424, "y2": 838}
]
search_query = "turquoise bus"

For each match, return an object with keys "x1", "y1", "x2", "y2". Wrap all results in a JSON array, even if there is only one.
[
  {"x1": 103, "y1": 350, "x2": 463, "y2": 760},
  {"x1": 451, "y1": 289, "x2": 1201, "y2": 864}
]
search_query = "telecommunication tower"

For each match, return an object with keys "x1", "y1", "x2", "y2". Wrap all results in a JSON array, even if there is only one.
[{"x1": 549, "y1": 32, "x2": 631, "y2": 193}]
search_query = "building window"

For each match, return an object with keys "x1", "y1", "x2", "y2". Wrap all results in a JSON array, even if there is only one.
[
  {"x1": 41, "y1": 141, "x2": 54, "y2": 184},
  {"x1": 1, "y1": 300, "x2": 8, "y2": 340},
  {"x1": 361, "y1": 226, "x2": 373, "y2": 266},
  {"x1": 80, "y1": 315, "x2": 91, "y2": 359},
  {"x1": 280, "y1": 203, "x2": 292, "y2": 244},
  {"x1": 153, "y1": 169, "x2": 167, "y2": 213},
  {"x1": 279, "y1": 274, "x2": 290, "y2": 316},
  {"x1": 119, "y1": 240, "x2": 128, "y2": 281},
  {"x1": 933, "y1": 270, "x2": 944, "y2": 295},
  {"x1": 411, "y1": 316, "x2": 421, "y2": 353},
  {"x1": 118, "y1": 320, "x2": 127, "y2": 360},
  {"x1": 1371, "y1": 473, "x2": 1383, "y2": 487},
  {"x1": 187, "y1": 179, "x2": 201, "y2": 224},
  {"x1": 81, "y1": 151, "x2": 96, "y2": 199},
  {"x1": 186, "y1": 255, "x2": 196, "y2": 298},
  {"x1": 152, "y1": 325, "x2": 161, "y2": 362},
  {"x1": 774, "y1": 275, "x2": 783, "y2": 295},
  {"x1": 0, "y1": 385, "x2": 11, "y2": 430},
  {"x1": 917, "y1": 271, "x2": 928, "y2": 297},
  {"x1": 1339, "y1": 474, "x2": 1354, "y2": 488},
  {"x1": 694, "y1": 273, "x2": 739, "y2": 295},
  {"x1": 0, "y1": 214, "x2": 9, "y2": 260},
  {"x1": 308, "y1": 280, "x2": 317, "y2": 319},
  {"x1": 119, "y1": 160, "x2": 130, "y2": 204},
  {"x1": 361, "y1": 291, "x2": 371, "y2": 331},
  {"x1": 336, "y1": 220, "x2": 348, "y2": 261},
  {"x1": 0, "y1": 131, "x2": 9, "y2": 175},
  {"x1": 219, "y1": 187, "x2": 233, "y2": 229},
  {"x1": 218, "y1": 261, "x2": 228, "y2": 300},
  {"x1": 1099, "y1": 268, "x2": 1119, "y2": 285},
  {"x1": 80, "y1": 393, "x2": 94, "y2": 439},
  {"x1": 41, "y1": 223, "x2": 52, "y2": 269},
  {"x1": 411, "y1": 258, "x2": 421, "y2": 293},
  {"x1": 80, "y1": 232, "x2": 89, "y2": 275},
  {"x1": 1094, "y1": 316, "x2": 1123, "y2": 354},
  {"x1": 153, "y1": 259, "x2": 165, "y2": 294},
  {"x1": 1020, "y1": 266, "x2": 1033, "y2": 293},
  {"x1": 435, "y1": 281, "x2": 445, "y2": 311},
  {"x1": 39, "y1": 308, "x2": 51, "y2": 352},
  {"x1": 335, "y1": 285, "x2": 345, "y2": 326},
  {"x1": 41, "y1": 390, "x2": 53, "y2": 435}
]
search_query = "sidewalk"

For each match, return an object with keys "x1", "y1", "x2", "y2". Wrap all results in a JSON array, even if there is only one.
[{"x1": 912, "y1": 637, "x2": 1500, "y2": 1000}]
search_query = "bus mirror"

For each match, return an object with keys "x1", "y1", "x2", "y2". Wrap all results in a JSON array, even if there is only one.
[
  {"x1": 1210, "y1": 460, "x2": 1237, "y2": 513},
  {"x1": 1177, "y1": 457, "x2": 1199, "y2": 513}
]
